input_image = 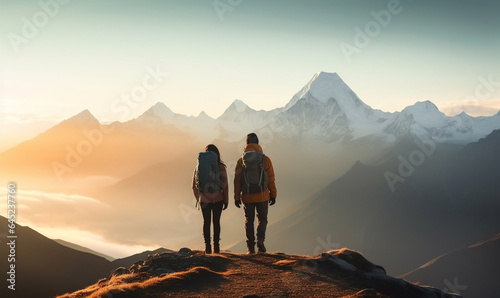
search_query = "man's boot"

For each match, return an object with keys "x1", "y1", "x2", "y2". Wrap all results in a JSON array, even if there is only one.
[
  {"x1": 247, "y1": 241, "x2": 255, "y2": 254},
  {"x1": 257, "y1": 239, "x2": 266, "y2": 253}
]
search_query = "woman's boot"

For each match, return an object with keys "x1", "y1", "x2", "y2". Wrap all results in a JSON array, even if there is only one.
[{"x1": 205, "y1": 236, "x2": 212, "y2": 254}]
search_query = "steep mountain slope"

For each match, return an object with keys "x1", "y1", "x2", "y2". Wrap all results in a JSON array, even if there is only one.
[
  {"x1": 0, "y1": 110, "x2": 104, "y2": 189},
  {"x1": 58, "y1": 248, "x2": 461, "y2": 298},
  {"x1": 250, "y1": 129, "x2": 500, "y2": 276},
  {"x1": 401, "y1": 233, "x2": 500, "y2": 298},
  {"x1": 0, "y1": 217, "x2": 173, "y2": 298},
  {"x1": 0, "y1": 216, "x2": 113, "y2": 298},
  {"x1": 54, "y1": 239, "x2": 115, "y2": 261}
]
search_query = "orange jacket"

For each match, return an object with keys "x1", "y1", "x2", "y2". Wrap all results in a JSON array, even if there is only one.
[
  {"x1": 234, "y1": 144, "x2": 277, "y2": 203},
  {"x1": 192, "y1": 164, "x2": 229, "y2": 204}
]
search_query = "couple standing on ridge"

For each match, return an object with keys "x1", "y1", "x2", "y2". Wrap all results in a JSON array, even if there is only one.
[{"x1": 192, "y1": 133, "x2": 277, "y2": 254}]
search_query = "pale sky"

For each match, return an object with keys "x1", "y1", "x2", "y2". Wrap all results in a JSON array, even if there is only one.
[{"x1": 1, "y1": 0, "x2": 499, "y2": 150}]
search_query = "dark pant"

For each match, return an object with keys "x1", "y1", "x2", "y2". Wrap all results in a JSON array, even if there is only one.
[
  {"x1": 201, "y1": 201, "x2": 223, "y2": 244},
  {"x1": 243, "y1": 201, "x2": 268, "y2": 245}
]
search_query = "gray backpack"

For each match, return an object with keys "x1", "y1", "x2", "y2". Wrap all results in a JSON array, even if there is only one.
[
  {"x1": 241, "y1": 151, "x2": 268, "y2": 194},
  {"x1": 196, "y1": 151, "x2": 222, "y2": 194}
]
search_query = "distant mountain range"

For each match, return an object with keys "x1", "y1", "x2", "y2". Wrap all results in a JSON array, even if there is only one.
[
  {"x1": 124, "y1": 71, "x2": 500, "y2": 145},
  {"x1": 1, "y1": 71, "x2": 498, "y2": 196}
]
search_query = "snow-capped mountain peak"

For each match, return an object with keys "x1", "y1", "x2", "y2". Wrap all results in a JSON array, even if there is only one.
[
  {"x1": 284, "y1": 72, "x2": 368, "y2": 113},
  {"x1": 232, "y1": 99, "x2": 249, "y2": 112},
  {"x1": 400, "y1": 101, "x2": 448, "y2": 128},
  {"x1": 197, "y1": 111, "x2": 212, "y2": 120},
  {"x1": 307, "y1": 72, "x2": 346, "y2": 103},
  {"x1": 457, "y1": 111, "x2": 471, "y2": 118},
  {"x1": 145, "y1": 102, "x2": 175, "y2": 119},
  {"x1": 64, "y1": 109, "x2": 100, "y2": 126},
  {"x1": 219, "y1": 99, "x2": 255, "y2": 120},
  {"x1": 402, "y1": 100, "x2": 440, "y2": 114}
]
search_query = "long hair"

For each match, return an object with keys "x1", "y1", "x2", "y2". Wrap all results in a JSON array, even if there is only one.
[{"x1": 205, "y1": 144, "x2": 226, "y2": 167}]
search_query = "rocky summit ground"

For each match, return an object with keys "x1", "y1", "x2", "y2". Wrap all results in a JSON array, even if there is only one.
[{"x1": 58, "y1": 248, "x2": 462, "y2": 298}]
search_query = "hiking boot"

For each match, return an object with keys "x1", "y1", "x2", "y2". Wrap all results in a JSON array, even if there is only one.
[
  {"x1": 213, "y1": 243, "x2": 220, "y2": 254},
  {"x1": 257, "y1": 240, "x2": 266, "y2": 253},
  {"x1": 205, "y1": 243, "x2": 212, "y2": 254},
  {"x1": 247, "y1": 245, "x2": 256, "y2": 254}
]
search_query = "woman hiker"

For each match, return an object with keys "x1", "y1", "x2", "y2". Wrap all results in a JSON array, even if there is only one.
[{"x1": 192, "y1": 144, "x2": 229, "y2": 253}]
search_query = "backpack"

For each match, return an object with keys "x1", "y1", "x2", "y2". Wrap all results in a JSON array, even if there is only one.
[
  {"x1": 241, "y1": 151, "x2": 268, "y2": 194},
  {"x1": 196, "y1": 151, "x2": 222, "y2": 194}
]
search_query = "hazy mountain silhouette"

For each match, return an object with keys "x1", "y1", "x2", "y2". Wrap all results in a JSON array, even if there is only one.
[
  {"x1": 0, "y1": 216, "x2": 172, "y2": 298},
  {"x1": 246, "y1": 129, "x2": 500, "y2": 277},
  {"x1": 0, "y1": 109, "x2": 197, "y2": 192},
  {"x1": 54, "y1": 239, "x2": 115, "y2": 261},
  {"x1": 401, "y1": 233, "x2": 500, "y2": 298},
  {"x1": 0, "y1": 216, "x2": 112, "y2": 298}
]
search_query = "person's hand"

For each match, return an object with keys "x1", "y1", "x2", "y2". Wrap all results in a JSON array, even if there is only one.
[
  {"x1": 223, "y1": 202, "x2": 228, "y2": 210},
  {"x1": 269, "y1": 197, "x2": 276, "y2": 206},
  {"x1": 235, "y1": 200, "x2": 241, "y2": 208}
]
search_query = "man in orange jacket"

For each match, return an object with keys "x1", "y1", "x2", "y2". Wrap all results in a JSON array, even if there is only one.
[{"x1": 234, "y1": 133, "x2": 277, "y2": 254}]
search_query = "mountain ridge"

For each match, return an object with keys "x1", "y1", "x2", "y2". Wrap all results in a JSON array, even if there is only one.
[
  {"x1": 57, "y1": 248, "x2": 462, "y2": 298},
  {"x1": 401, "y1": 233, "x2": 500, "y2": 298},
  {"x1": 47, "y1": 71, "x2": 499, "y2": 147}
]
